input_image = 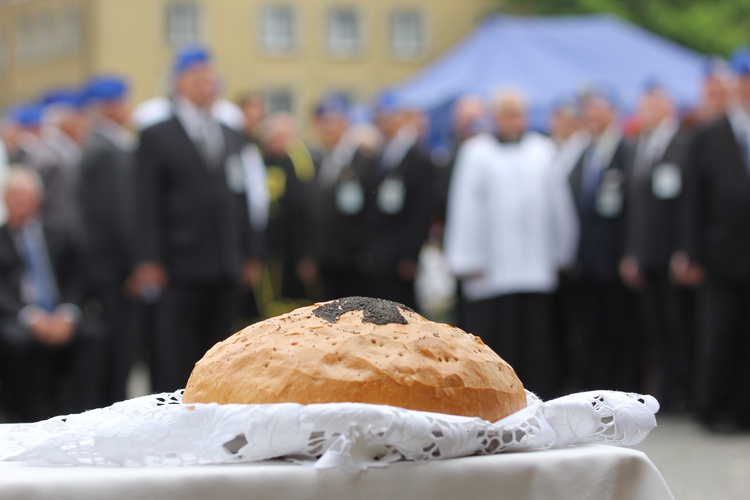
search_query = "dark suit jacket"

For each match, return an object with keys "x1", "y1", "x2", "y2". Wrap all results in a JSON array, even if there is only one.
[
  {"x1": 79, "y1": 129, "x2": 137, "y2": 287},
  {"x1": 136, "y1": 116, "x2": 256, "y2": 285},
  {"x1": 569, "y1": 138, "x2": 628, "y2": 284},
  {"x1": 679, "y1": 114, "x2": 750, "y2": 282},
  {"x1": 308, "y1": 147, "x2": 372, "y2": 269},
  {"x1": 0, "y1": 222, "x2": 84, "y2": 321},
  {"x1": 624, "y1": 129, "x2": 689, "y2": 272},
  {"x1": 363, "y1": 144, "x2": 436, "y2": 277}
]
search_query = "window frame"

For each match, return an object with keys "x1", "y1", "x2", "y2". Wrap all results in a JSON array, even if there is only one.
[
  {"x1": 166, "y1": 0, "x2": 203, "y2": 47},
  {"x1": 389, "y1": 8, "x2": 428, "y2": 60},
  {"x1": 260, "y1": 5, "x2": 298, "y2": 56},
  {"x1": 325, "y1": 6, "x2": 363, "y2": 59},
  {"x1": 263, "y1": 88, "x2": 295, "y2": 116}
]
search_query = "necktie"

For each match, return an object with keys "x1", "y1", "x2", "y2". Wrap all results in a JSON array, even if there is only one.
[
  {"x1": 20, "y1": 225, "x2": 58, "y2": 312},
  {"x1": 195, "y1": 113, "x2": 222, "y2": 168},
  {"x1": 634, "y1": 132, "x2": 654, "y2": 179},
  {"x1": 581, "y1": 146, "x2": 602, "y2": 209}
]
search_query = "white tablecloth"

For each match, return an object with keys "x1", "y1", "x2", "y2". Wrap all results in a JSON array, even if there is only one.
[{"x1": 0, "y1": 423, "x2": 674, "y2": 500}]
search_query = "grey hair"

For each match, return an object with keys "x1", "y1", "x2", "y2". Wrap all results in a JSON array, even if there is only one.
[
  {"x1": 4, "y1": 165, "x2": 45, "y2": 197},
  {"x1": 491, "y1": 88, "x2": 528, "y2": 113}
]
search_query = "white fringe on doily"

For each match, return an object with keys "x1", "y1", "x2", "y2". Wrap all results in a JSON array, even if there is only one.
[{"x1": 0, "y1": 390, "x2": 659, "y2": 473}]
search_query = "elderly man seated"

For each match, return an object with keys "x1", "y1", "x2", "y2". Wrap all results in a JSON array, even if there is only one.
[{"x1": 0, "y1": 167, "x2": 103, "y2": 422}]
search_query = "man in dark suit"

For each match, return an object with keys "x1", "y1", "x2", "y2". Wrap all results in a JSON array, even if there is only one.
[
  {"x1": 568, "y1": 89, "x2": 637, "y2": 392},
  {"x1": 674, "y1": 48, "x2": 750, "y2": 431},
  {"x1": 362, "y1": 92, "x2": 436, "y2": 310},
  {"x1": 304, "y1": 93, "x2": 372, "y2": 301},
  {"x1": 0, "y1": 167, "x2": 103, "y2": 422},
  {"x1": 620, "y1": 84, "x2": 691, "y2": 410},
  {"x1": 37, "y1": 89, "x2": 90, "y2": 238},
  {"x1": 79, "y1": 75, "x2": 138, "y2": 404},
  {"x1": 259, "y1": 113, "x2": 316, "y2": 310},
  {"x1": 131, "y1": 46, "x2": 261, "y2": 393}
]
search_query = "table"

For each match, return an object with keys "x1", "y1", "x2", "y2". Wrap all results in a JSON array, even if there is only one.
[{"x1": 0, "y1": 428, "x2": 674, "y2": 500}]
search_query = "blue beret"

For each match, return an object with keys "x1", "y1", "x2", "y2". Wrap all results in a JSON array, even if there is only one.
[
  {"x1": 374, "y1": 90, "x2": 403, "y2": 114},
  {"x1": 315, "y1": 92, "x2": 350, "y2": 118},
  {"x1": 41, "y1": 88, "x2": 86, "y2": 109},
  {"x1": 173, "y1": 45, "x2": 212, "y2": 75},
  {"x1": 85, "y1": 75, "x2": 129, "y2": 103},
  {"x1": 729, "y1": 46, "x2": 750, "y2": 76},
  {"x1": 9, "y1": 103, "x2": 44, "y2": 128}
]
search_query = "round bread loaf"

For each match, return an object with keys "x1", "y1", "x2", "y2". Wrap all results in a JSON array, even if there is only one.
[{"x1": 183, "y1": 297, "x2": 526, "y2": 421}]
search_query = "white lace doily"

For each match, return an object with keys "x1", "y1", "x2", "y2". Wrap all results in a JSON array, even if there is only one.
[{"x1": 0, "y1": 390, "x2": 659, "y2": 473}]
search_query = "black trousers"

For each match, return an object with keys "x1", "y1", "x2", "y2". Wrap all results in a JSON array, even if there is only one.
[
  {"x1": 579, "y1": 281, "x2": 639, "y2": 393},
  {"x1": 461, "y1": 292, "x2": 557, "y2": 400},
  {"x1": 151, "y1": 281, "x2": 240, "y2": 393},
  {"x1": 0, "y1": 319, "x2": 105, "y2": 423},
  {"x1": 694, "y1": 280, "x2": 750, "y2": 426},
  {"x1": 635, "y1": 271, "x2": 692, "y2": 410},
  {"x1": 95, "y1": 282, "x2": 137, "y2": 405}
]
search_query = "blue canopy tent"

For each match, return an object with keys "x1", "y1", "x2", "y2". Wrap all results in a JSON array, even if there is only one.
[{"x1": 389, "y1": 14, "x2": 706, "y2": 149}]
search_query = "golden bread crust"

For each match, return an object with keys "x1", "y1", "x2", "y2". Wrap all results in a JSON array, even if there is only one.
[{"x1": 183, "y1": 299, "x2": 526, "y2": 422}]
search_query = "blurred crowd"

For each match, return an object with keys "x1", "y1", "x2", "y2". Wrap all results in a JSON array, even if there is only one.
[{"x1": 1, "y1": 42, "x2": 750, "y2": 434}]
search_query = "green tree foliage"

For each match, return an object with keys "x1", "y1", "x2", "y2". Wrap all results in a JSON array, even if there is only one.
[{"x1": 502, "y1": 0, "x2": 750, "y2": 55}]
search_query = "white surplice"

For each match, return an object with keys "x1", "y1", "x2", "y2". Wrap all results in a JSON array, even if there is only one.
[{"x1": 444, "y1": 132, "x2": 579, "y2": 301}]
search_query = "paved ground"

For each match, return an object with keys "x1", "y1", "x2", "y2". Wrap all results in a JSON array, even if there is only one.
[
  {"x1": 634, "y1": 415, "x2": 750, "y2": 499},
  {"x1": 127, "y1": 364, "x2": 749, "y2": 499}
]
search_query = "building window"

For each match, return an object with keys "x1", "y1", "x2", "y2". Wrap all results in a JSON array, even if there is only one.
[
  {"x1": 264, "y1": 89, "x2": 294, "y2": 115},
  {"x1": 326, "y1": 7, "x2": 361, "y2": 57},
  {"x1": 167, "y1": 1, "x2": 201, "y2": 46},
  {"x1": 39, "y1": 10, "x2": 58, "y2": 60},
  {"x1": 16, "y1": 14, "x2": 38, "y2": 64},
  {"x1": 61, "y1": 4, "x2": 82, "y2": 54},
  {"x1": 390, "y1": 10, "x2": 426, "y2": 59},
  {"x1": 261, "y1": 6, "x2": 296, "y2": 55}
]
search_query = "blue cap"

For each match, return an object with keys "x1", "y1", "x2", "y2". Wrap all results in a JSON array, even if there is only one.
[
  {"x1": 85, "y1": 75, "x2": 129, "y2": 103},
  {"x1": 9, "y1": 103, "x2": 44, "y2": 128},
  {"x1": 314, "y1": 92, "x2": 350, "y2": 118},
  {"x1": 41, "y1": 88, "x2": 86, "y2": 109},
  {"x1": 173, "y1": 44, "x2": 212, "y2": 75},
  {"x1": 729, "y1": 46, "x2": 750, "y2": 76},
  {"x1": 373, "y1": 90, "x2": 403, "y2": 114}
]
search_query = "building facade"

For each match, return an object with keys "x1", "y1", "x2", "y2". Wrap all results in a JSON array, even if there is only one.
[{"x1": 0, "y1": 0, "x2": 497, "y2": 119}]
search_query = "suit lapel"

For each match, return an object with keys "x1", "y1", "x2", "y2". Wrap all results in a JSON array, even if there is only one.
[
  {"x1": 717, "y1": 116, "x2": 750, "y2": 185},
  {"x1": 568, "y1": 154, "x2": 584, "y2": 212},
  {"x1": 0, "y1": 226, "x2": 22, "y2": 268},
  {"x1": 168, "y1": 117, "x2": 213, "y2": 175}
]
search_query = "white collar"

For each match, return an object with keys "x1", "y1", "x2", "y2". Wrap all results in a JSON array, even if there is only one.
[
  {"x1": 380, "y1": 126, "x2": 418, "y2": 171},
  {"x1": 96, "y1": 116, "x2": 137, "y2": 152},
  {"x1": 589, "y1": 123, "x2": 622, "y2": 168},
  {"x1": 174, "y1": 96, "x2": 213, "y2": 140},
  {"x1": 728, "y1": 104, "x2": 750, "y2": 142}
]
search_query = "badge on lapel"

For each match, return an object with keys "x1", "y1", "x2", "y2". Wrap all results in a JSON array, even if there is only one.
[
  {"x1": 336, "y1": 179, "x2": 365, "y2": 215},
  {"x1": 596, "y1": 169, "x2": 624, "y2": 218},
  {"x1": 651, "y1": 162, "x2": 681, "y2": 199},
  {"x1": 377, "y1": 175, "x2": 406, "y2": 215},
  {"x1": 225, "y1": 154, "x2": 246, "y2": 193}
]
